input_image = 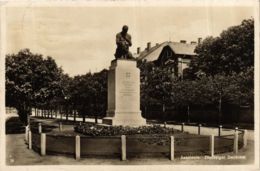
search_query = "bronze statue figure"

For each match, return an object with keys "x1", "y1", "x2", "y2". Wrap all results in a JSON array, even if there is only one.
[{"x1": 115, "y1": 25, "x2": 135, "y2": 60}]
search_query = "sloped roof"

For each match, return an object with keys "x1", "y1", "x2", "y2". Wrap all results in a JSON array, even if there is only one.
[{"x1": 137, "y1": 41, "x2": 197, "y2": 62}]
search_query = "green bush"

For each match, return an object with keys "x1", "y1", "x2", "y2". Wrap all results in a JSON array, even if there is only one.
[{"x1": 6, "y1": 117, "x2": 25, "y2": 134}]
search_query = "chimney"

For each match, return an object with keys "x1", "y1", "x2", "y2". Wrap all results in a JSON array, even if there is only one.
[
  {"x1": 156, "y1": 43, "x2": 159, "y2": 46},
  {"x1": 147, "y1": 42, "x2": 151, "y2": 51},
  {"x1": 137, "y1": 47, "x2": 141, "y2": 54},
  {"x1": 198, "y1": 37, "x2": 202, "y2": 44},
  {"x1": 180, "y1": 40, "x2": 186, "y2": 44},
  {"x1": 190, "y1": 41, "x2": 197, "y2": 44}
]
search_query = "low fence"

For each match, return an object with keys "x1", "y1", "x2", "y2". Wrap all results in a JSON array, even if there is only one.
[{"x1": 24, "y1": 124, "x2": 248, "y2": 161}]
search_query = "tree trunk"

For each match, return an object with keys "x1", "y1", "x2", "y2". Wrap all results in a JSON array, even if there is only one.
[
  {"x1": 59, "y1": 108, "x2": 62, "y2": 119},
  {"x1": 73, "y1": 110, "x2": 76, "y2": 122},
  {"x1": 145, "y1": 106, "x2": 147, "y2": 118},
  {"x1": 162, "y1": 104, "x2": 165, "y2": 113},
  {"x1": 187, "y1": 105, "x2": 190, "y2": 123},
  {"x1": 218, "y1": 93, "x2": 222, "y2": 124},
  {"x1": 60, "y1": 111, "x2": 62, "y2": 121},
  {"x1": 83, "y1": 115, "x2": 86, "y2": 123},
  {"x1": 66, "y1": 109, "x2": 68, "y2": 121},
  {"x1": 236, "y1": 104, "x2": 240, "y2": 124},
  {"x1": 55, "y1": 109, "x2": 57, "y2": 118},
  {"x1": 95, "y1": 114, "x2": 98, "y2": 124},
  {"x1": 162, "y1": 103, "x2": 166, "y2": 122},
  {"x1": 27, "y1": 109, "x2": 31, "y2": 128}
]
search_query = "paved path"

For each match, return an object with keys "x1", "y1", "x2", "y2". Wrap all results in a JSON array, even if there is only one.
[{"x1": 31, "y1": 115, "x2": 255, "y2": 140}]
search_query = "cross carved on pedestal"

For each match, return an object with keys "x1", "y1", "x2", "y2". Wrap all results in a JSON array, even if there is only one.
[{"x1": 125, "y1": 72, "x2": 131, "y2": 78}]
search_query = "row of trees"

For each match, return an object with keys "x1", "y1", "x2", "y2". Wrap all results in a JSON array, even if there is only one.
[
  {"x1": 139, "y1": 61, "x2": 253, "y2": 123},
  {"x1": 6, "y1": 49, "x2": 108, "y2": 124},
  {"x1": 68, "y1": 70, "x2": 107, "y2": 123}
]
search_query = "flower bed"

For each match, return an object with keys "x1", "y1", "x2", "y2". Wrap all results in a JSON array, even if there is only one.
[{"x1": 74, "y1": 123, "x2": 182, "y2": 136}]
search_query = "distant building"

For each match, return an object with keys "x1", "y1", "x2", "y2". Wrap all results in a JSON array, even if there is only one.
[{"x1": 135, "y1": 39, "x2": 200, "y2": 78}]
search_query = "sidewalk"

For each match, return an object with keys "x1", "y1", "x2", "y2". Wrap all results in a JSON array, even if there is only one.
[{"x1": 31, "y1": 115, "x2": 255, "y2": 140}]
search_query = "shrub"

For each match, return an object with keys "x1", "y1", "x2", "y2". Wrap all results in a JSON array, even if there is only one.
[{"x1": 5, "y1": 117, "x2": 25, "y2": 134}]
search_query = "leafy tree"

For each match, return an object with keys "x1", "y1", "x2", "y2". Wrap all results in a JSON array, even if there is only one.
[
  {"x1": 202, "y1": 69, "x2": 253, "y2": 124},
  {"x1": 189, "y1": 18, "x2": 254, "y2": 76},
  {"x1": 171, "y1": 80, "x2": 196, "y2": 123},
  {"x1": 6, "y1": 49, "x2": 64, "y2": 124},
  {"x1": 139, "y1": 60, "x2": 175, "y2": 120},
  {"x1": 90, "y1": 69, "x2": 108, "y2": 123},
  {"x1": 70, "y1": 69, "x2": 107, "y2": 123},
  {"x1": 70, "y1": 73, "x2": 91, "y2": 122},
  {"x1": 139, "y1": 61, "x2": 157, "y2": 117},
  {"x1": 60, "y1": 73, "x2": 73, "y2": 121}
]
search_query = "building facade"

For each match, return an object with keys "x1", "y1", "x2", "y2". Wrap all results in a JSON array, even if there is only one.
[{"x1": 135, "y1": 40, "x2": 198, "y2": 78}]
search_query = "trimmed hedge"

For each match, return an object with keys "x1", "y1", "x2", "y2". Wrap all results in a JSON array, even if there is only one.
[{"x1": 6, "y1": 117, "x2": 25, "y2": 134}]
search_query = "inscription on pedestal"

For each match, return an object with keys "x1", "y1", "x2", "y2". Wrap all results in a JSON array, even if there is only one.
[
  {"x1": 120, "y1": 73, "x2": 136, "y2": 97},
  {"x1": 104, "y1": 59, "x2": 146, "y2": 126},
  {"x1": 118, "y1": 71, "x2": 138, "y2": 111}
]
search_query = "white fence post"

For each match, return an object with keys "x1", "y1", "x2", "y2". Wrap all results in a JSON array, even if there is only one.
[
  {"x1": 25, "y1": 125, "x2": 29, "y2": 143},
  {"x1": 75, "y1": 135, "x2": 80, "y2": 159},
  {"x1": 210, "y1": 134, "x2": 214, "y2": 157},
  {"x1": 38, "y1": 123, "x2": 42, "y2": 133},
  {"x1": 243, "y1": 130, "x2": 248, "y2": 148},
  {"x1": 234, "y1": 132, "x2": 238, "y2": 154},
  {"x1": 28, "y1": 130, "x2": 32, "y2": 149},
  {"x1": 170, "y1": 136, "x2": 174, "y2": 160},
  {"x1": 41, "y1": 133, "x2": 46, "y2": 156},
  {"x1": 164, "y1": 122, "x2": 167, "y2": 128},
  {"x1": 121, "y1": 135, "x2": 126, "y2": 161}
]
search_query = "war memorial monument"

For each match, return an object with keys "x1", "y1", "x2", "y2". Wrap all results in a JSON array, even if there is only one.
[{"x1": 102, "y1": 25, "x2": 146, "y2": 126}]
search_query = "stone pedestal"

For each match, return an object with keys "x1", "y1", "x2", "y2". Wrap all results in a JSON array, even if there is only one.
[{"x1": 102, "y1": 59, "x2": 146, "y2": 126}]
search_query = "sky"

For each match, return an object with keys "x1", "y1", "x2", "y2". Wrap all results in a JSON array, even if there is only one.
[{"x1": 6, "y1": 5, "x2": 255, "y2": 76}]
